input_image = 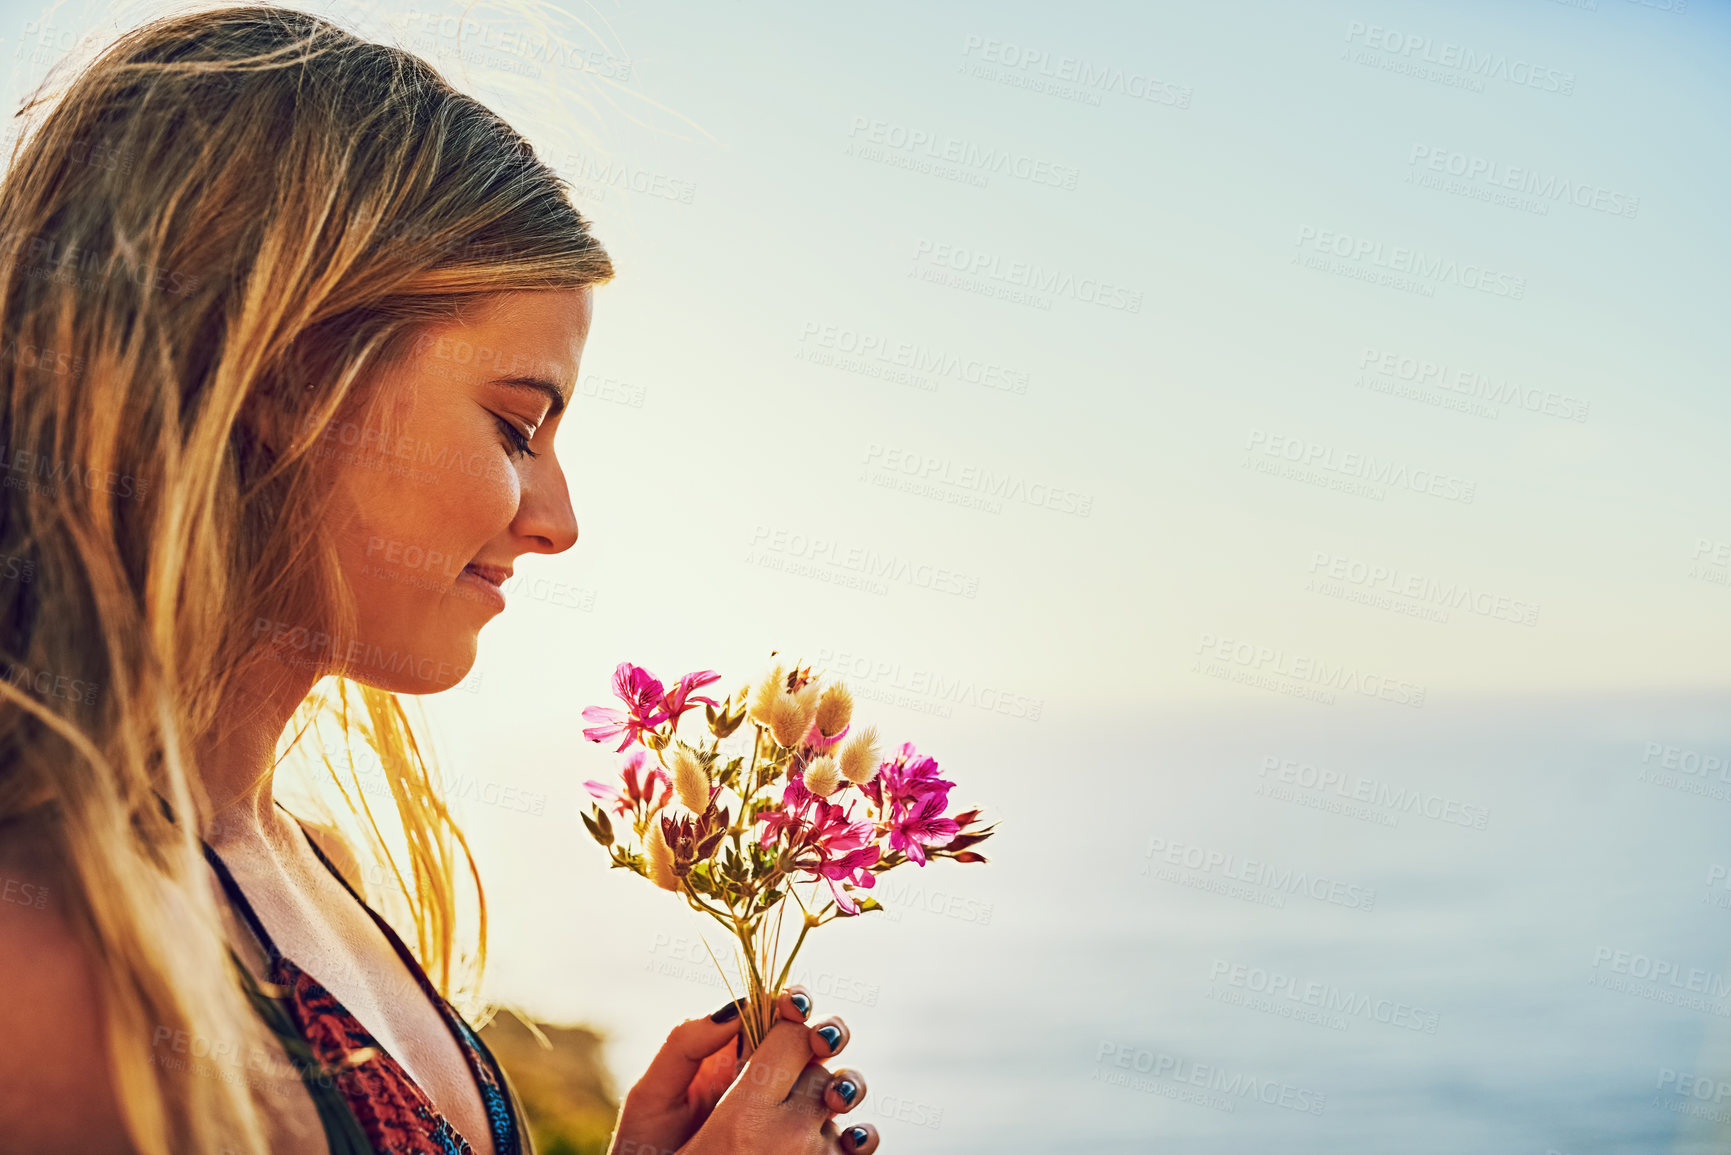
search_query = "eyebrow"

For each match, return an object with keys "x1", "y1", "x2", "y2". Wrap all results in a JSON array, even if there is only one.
[{"x1": 487, "y1": 375, "x2": 571, "y2": 419}]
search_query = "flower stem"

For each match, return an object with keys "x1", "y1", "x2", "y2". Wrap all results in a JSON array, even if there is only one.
[
  {"x1": 733, "y1": 918, "x2": 771, "y2": 1047},
  {"x1": 770, "y1": 916, "x2": 812, "y2": 994}
]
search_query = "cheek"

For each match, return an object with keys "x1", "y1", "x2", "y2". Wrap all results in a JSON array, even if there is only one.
[
  {"x1": 330, "y1": 450, "x2": 519, "y2": 586},
  {"x1": 424, "y1": 452, "x2": 521, "y2": 542}
]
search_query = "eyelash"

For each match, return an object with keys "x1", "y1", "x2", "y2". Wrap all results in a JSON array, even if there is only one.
[{"x1": 493, "y1": 415, "x2": 540, "y2": 459}]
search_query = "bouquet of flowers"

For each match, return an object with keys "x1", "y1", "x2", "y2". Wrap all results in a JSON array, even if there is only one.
[{"x1": 579, "y1": 656, "x2": 996, "y2": 1048}]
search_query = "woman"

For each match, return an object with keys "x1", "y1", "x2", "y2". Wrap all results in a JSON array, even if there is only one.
[{"x1": 0, "y1": 6, "x2": 878, "y2": 1154}]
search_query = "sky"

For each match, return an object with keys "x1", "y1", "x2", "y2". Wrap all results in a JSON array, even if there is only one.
[{"x1": 4, "y1": 0, "x2": 1730, "y2": 1150}]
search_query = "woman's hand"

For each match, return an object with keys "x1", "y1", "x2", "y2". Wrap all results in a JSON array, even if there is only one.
[
  {"x1": 676, "y1": 1000, "x2": 879, "y2": 1155},
  {"x1": 610, "y1": 985, "x2": 879, "y2": 1155}
]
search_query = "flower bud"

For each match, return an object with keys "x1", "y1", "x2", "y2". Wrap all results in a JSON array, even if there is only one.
[
  {"x1": 671, "y1": 746, "x2": 710, "y2": 812},
  {"x1": 803, "y1": 755, "x2": 840, "y2": 797},
  {"x1": 710, "y1": 695, "x2": 749, "y2": 740},
  {"x1": 749, "y1": 664, "x2": 784, "y2": 726},
  {"x1": 838, "y1": 724, "x2": 880, "y2": 784},
  {"x1": 768, "y1": 681, "x2": 820, "y2": 748},
  {"x1": 814, "y1": 682, "x2": 853, "y2": 740},
  {"x1": 645, "y1": 823, "x2": 679, "y2": 892}
]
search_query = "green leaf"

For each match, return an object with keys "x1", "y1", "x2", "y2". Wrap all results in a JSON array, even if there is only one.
[{"x1": 854, "y1": 896, "x2": 884, "y2": 914}]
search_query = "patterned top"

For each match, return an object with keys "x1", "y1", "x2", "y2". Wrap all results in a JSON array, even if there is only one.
[{"x1": 203, "y1": 824, "x2": 523, "y2": 1155}]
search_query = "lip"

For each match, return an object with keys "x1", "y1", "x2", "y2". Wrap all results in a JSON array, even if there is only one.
[
  {"x1": 457, "y1": 562, "x2": 511, "y2": 611},
  {"x1": 464, "y1": 562, "x2": 513, "y2": 586}
]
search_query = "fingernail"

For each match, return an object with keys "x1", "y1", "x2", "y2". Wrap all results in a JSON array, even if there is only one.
[
  {"x1": 815, "y1": 1024, "x2": 842, "y2": 1050},
  {"x1": 790, "y1": 991, "x2": 811, "y2": 1017},
  {"x1": 709, "y1": 1000, "x2": 741, "y2": 1023},
  {"x1": 834, "y1": 1077, "x2": 859, "y2": 1106},
  {"x1": 845, "y1": 1126, "x2": 870, "y2": 1147}
]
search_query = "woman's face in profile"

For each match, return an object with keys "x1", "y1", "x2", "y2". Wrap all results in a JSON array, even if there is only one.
[{"x1": 317, "y1": 287, "x2": 592, "y2": 693}]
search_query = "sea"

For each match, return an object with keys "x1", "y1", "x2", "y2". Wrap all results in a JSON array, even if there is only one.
[{"x1": 465, "y1": 688, "x2": 1731, "y2": 1155}]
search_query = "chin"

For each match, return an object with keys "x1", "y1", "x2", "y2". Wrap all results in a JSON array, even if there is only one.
[{"x1": 339, "y1": 627, "x2": 479, "y2": 695}]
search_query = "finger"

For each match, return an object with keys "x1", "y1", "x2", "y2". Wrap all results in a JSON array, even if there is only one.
[
  {"x1": 735, "y1": 1019, "x2": 825, "y2": 1106},
  {"x1": 839, "y1": 1122, "x2": 880, "y2": 1154},
  {"x1": 809, "y1": 1016, "x2": 849, "y2": 1060},
  {"x1": 688, "y1": 1038, "x2": 746, "y2": 1113},
  {"x1": 821, "y1": 1067, "x2": 867, "y2": 1116},
  {"x1": 776, "y1": 984, "x2": 813, "y2": 1023},
  {"x1": 785, "y1": 1057, "x2": 837, "y2": 1115},
  {"x1": 634, "y1": 1002, "x2": 745, "y2": 1100}
]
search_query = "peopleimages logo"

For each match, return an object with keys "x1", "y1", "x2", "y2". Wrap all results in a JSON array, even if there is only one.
[
  {"x1": 1641, "y1": 741, "x2": 1731, "y2": 782},
  {"x1": 1207, "y1": 959, "x2": 1441, "y2": 1033},
  {"x1": 745, "y1": 524, "x2": 980, "y2": 599},
  {"x1": 1194, "y1": 630, "x2": 1427, "y2": 709},
  {"x1": 556, "y1": 152, "x2": 696, "y2": 205},
  {"x1": 1258, "y1": 756, "x2": 1490, "y2": 830},
  {"x1": 1343, "y1": 20, "x2": 1576, "y2": 95},
  {"x1": 1590, "y1": 946, "x2": 1731, "y2": 1000},
  {"x1": 1407, "y1": 146, "x2": 1638, "y2": 219},
  {"x1": 847, "y1": 116, "x2": 1080, "y2": 190},
  {"x1": 862, "y1": 443, "x2": 1094, "y2": 517},
  {"x1": 1245, "y1": 429, "x2": 1477, "y2": 505},
  {"x1": 1295, "y1": 226, "x2": 1526, "y2": 299},
  {"x1": 1658, "y1": 1069, "x2": 1731, "y2": 1107},
  {"x1": 1307, "y1": 549, "x2": 1539, "y2": 628},
  {"x1": 797, "y1": 322, "x2": 1030, "y2": 394},
  {"x1": 1144, "y1": 835, "x2": 1378, "y2": 911},
  {"x1": 1092, "y1": 1043, "x2": 1327, "y2": 1115},
  {"x1": 401, "y1": 14, "x2": 635, "y2": 80},
  {"x1": 1357, "y1": 347, "x2": 1589, "y2": 422},
  {"x1": 958, "y1": 36, "x2": 1193, "y2": 109},
  {"x1": 813, "y1": 645, "x2": 1045, "y2": 722},
  {"x1": 910, "y1": 238, "x2": 1143, "y2": 313}
]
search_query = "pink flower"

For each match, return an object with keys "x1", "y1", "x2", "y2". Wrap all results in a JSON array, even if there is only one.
[
  {"x1": 584, "y1": 750, "x2": 672, "y2": 818},
  {"x1": 800, "y1": 719, "x2": 851, "y2": 753},
  {"x1": 813, "y1": 844, "x2": 879, "y2": 914},
  {"x1": 755, "y1": 778, "x2": 818, "y2": 846},
  {"x1": 864, "y1": 742, "x2": 954, "y2": 823},
  {"x1": 884, "y1": 791, "x2": 960, "y2": 866},
  {"x1": 582, "y1": 662, "x2": 671, "y2": 751},
  {"x1": 754, "y1": 790, "x2": 882, "y2": 915},
  {"x1": 662, "y1": 670, "x2": 723, "y2": 728},
  {"x1": 796, "y1": 799, "x2": 881, "y2": 915},
  {"x1": 805, "y1": 799, "x2": 871, "y2": 857}
]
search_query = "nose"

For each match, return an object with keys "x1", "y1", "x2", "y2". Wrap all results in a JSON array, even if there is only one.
[{"x1": 513, "y1": 456, "x2": 579, "y2": 555}]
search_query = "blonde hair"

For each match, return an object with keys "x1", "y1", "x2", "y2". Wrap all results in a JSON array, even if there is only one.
[{"x1": 0, "y1": 5, "x2": 612, "y2": 1152}]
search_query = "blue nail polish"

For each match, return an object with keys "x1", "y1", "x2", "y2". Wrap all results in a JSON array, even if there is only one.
[
  {"x1": 790, "y1": 991, "x2": 811, "y2": 1016},
  {"x1": 835, "y1": 1078, "x2": 859, "y2": 1106},
  {"x1": 846, "y1": 1126, "x2": 870, "y2": 1147},
  {"x1": 816, "y1": 1024, "x2": 842, "y2": 1050}
]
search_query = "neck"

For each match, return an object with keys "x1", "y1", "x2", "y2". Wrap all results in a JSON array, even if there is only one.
[{"x1": 198, "y1": 658, "x2": 319, "y2": 850}]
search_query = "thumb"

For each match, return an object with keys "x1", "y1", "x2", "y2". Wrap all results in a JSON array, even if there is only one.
[
  {"x1": 733, "y1": 1018, "x2": 824, "y2": 1108},
  {"x1": 637, "y1": 1001, "x2": 746, "y2": 1098}
]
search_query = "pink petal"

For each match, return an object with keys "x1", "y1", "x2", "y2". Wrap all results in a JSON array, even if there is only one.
[{"x1": 825, "y1": 873, "x2": 861, "y2": 915}]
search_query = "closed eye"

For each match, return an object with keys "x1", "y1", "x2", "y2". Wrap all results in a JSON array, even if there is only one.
[{"x1": 492, "y1": 413, "x2": 540, "y2": 459}]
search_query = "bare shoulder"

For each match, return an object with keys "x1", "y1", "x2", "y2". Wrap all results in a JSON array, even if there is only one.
[{"x1": 0, "y1": 823, "x2": 134, "y2": 1153}]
